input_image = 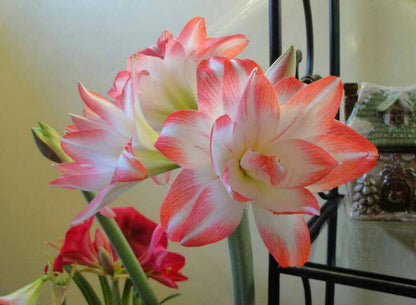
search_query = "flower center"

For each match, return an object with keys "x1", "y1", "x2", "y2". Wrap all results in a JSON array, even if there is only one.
[{"x1": 240, "y1": 149, "x2": 285, "y2": 186}]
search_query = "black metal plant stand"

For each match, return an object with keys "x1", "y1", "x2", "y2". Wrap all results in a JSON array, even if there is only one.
[{"x1": 267, "y1": 1, "x2": 416, "y2": 304}]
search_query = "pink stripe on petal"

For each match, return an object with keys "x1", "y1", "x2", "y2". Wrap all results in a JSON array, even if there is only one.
[
  {"x1": 177, "y1": 17, "x2": 207, "y2": 54},
  {"x1": 197, "y1": 57, "x2": 226, "y2": 118},
  {"x1": 307, "y1": 130, "x2": 378, "y2": 192},
  {"x1": 222, "y1": 59, "x2": 262, "y2": 119},
  {"x1": 274, "y1": 77, "x2": 307, "y2": 106},
  {"x1": 265, "y1": 45, "x2": 297, "y2": 86},
  {"x1": 232, "y1": 69, "x2": 280, "y2": 152},
  {"x1": 277, "y1": 76, "x2": 343, "y2": 140},
  {"x1": 180, "y1": 179, "x2": 245, "y2": 246},
  {"x1": 160, "y1": 169, "x2": 216, "y2": 242},
  {"x1": 253, "y1": 205, "x2": 311, "y2": 267}
]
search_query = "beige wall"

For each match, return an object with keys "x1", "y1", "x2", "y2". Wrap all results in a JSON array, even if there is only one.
[{"x1": 1, "y1": 0, "x2": 416, "y2": 304}]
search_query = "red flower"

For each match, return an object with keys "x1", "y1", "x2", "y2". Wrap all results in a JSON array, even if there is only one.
[{"x1": 51, "y1": 207, "x2": 187, "y2": 288}]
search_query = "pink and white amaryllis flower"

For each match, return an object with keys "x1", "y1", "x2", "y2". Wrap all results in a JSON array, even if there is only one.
[
  {"x1": 155, "y1": 48, "x2": 377, "y2": 267},
  {"x1": 51, "y1": 17, "x2": 248, "y2": 224}
]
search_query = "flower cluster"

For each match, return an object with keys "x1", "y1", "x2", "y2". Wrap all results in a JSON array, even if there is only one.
[
  {"x1": 51, "y1": 207, "x2": 187, "y2": 288},
  {"x1": 44, "y1": 17, "x2": 376, "y2": 267}
]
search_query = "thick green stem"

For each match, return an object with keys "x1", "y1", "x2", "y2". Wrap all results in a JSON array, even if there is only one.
[
  {"x1": 82, "y1": 191, "x2": 160, "y2": 305},
  {"x1": 227, "y1": 209, "x2": 255, "y2": 305}
]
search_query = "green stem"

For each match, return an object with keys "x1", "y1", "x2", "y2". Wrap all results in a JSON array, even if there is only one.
[
  {"x1": 82, "y1": 191, "x2": 160, "y2": 305},
  {"x1": 64, "y1": 266, "x2": 102, "y2": 305},
  {"x1": 227, "y1": 209, "x2": 255, "y2": 305},
  {"x1": 98, "y1": 276, "x2": 112, "y2": 305},
  {"x1": 112, "y1": 280, "x2": 122, "y2": 305},
  {"x1": 122, "y1": 280, "x2": 133, "y2": 305}
]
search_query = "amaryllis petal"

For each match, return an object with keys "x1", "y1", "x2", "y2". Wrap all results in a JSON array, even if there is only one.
[
  {"x1": 152, "y1": 172, "x2": 171, "y2": 185},
  {"x1": 179, "y1": 179, "x2": 245, "y2": 246},
  {"x1": 50, "y1": 163, "x2": 113, "y2": 191},
  {"x1": 197, "y1": 57, "x2": 226, "y2": 119},
  {"x1": 69, "y1": 113, "x2": 110, "y2": 132},
  {"x1": 223, "y1": 159, "x2": 258, "y2": 202},
  {"x1": 71, "y1": 182, "x2": 136, "y2": 226},
  {"x1": 160, "y1": 169, "x2": 216, "y2": 242},
  {"x1": 277, "y1": 76, "x2": 343, "y2": 140},
  {"x1": 274, "y1": 76, "x2": 307, "y2": 105},
  {"x1": 197, "y1": 34, "x2": 249, "y2": 60},
  {"x1": 265, "y1": 45, "x2": 297, "y2": 86},
  {"x1": 108, "y1": 70, "x2": 130, "y2": 100},
  {"x1": 78, "y1": 83, "x2": 132, "y2": 137},
  {"x1": 177, "y1": 17, "x2": 207, "y2": 55},
  {"x1": 307, "y1": 122, "x2": 378, "y2": 192},
  {"x1": 111, "y1": 142, "x2": 147, "y2": 183},
  {"x1": 255, "y1": 186, "x2": 320, "y2": 215},
  {"x1": 210, "y1": 114, "x2": 233, "y2": 176},
  {"x1": 61, "y1": 129, "x2": 128, "y2": 165},
  {"x1": 53, "y1": 218, "x2": 98, "y2": 272},
  {"x1": 222, "y1": 59, "x2": 262, "y2": 119},
  {"x1": 155, "y1": 110, "x2": 213, "y2": 171},
  {"x1": 253, "y1": 205, "x2": 311, "y2": 267},
  {"x1": 264, "y1": 138, "x2": 338, "y2": 188},
  {"x1": 113, "y1": 207, "x2": 162, "y2": 258},
  {"x1": 0, "y1": 278, "x2": 44, "y2": 305},
  {"x1": 232, "y1": 69, "x2": 280, "y2": 151}
]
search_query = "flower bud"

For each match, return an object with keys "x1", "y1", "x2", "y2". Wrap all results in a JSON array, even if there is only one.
[
  {"x1": 31, "y1": 122, "x2": 71, "y2": 163},
  {"x1": 0, "y1": 277, "x2": 45, "y2": 305},
  {"x1": 98, "y1": 248, "x2": 115, "y2": 276}
]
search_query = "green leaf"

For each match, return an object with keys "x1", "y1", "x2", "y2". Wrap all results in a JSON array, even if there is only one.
[
  {"x1": 64, "y1": 266, "x2": 102, "y2": 305},
  {"x1": 160, "y1": 293, "x2": 181, "y2": 304},
  {"x1": 99, "y1": 276, "x2": 112, "y2": 305}
]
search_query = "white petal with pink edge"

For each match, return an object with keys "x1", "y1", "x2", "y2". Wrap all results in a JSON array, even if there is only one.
[
  {"x1": 160, "y1": 169, "x2": 216, "y2": 242},
  {"x1": 265, "y1": 45, "x2": 297, "y2": 86},
  {"x1": 264, "y1": 138, "x2": 338, "y2": 188},
  {"x1": 252, "y1": 205, "x2": 311, "y2": 267},
  {"x1": 210, "y1": 114, "x2": 233, "y2": 176},
  {"x1": 155, "y1": 110, "x2": 213, "y2": 171},
  {"x1": 61, "y1": 129, "x2": 128, "y2": 165},
  {"x1": 222, "y1": 59, "x2": 262, "y2": 120},
  {"x1": 50, "y1": 163, "x2": 113, "y2": 191},
  {"x1": 197, "y1": 34, "x2": 248, "y2": 60},
  {"x1": 274, "y1": 77, "x2": 306, "y2": 105},
  {"x1": 78, "y1": 83, "x2": 133, "y2": 137},
  {"x1": 179, "y1": 179, "x2": 246, "y2": 246},
  {"x1": 307, "y1": 131, "x2": 378, "y2": 192},
  {"x1": 232, "y1": 69, "x2": 280, "y2": 152},
  {"x1": 276, "y1": 76, "x2": 343, "y2": 141},
  {"x1": 255, "y1": 185, "x2": 320, "y2": 215}
]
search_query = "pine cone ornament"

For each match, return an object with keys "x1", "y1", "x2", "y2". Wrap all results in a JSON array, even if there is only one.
[{"x1": 352, "y1": 174, "x2": 381, "y2": 215}]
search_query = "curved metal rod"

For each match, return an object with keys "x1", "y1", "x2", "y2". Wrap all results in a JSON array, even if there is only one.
[
  {"x1": 302, "y1": 277, "x2": 313, "y2": 305},
  {"x1": 302, "y1": 0, "x2": 314, "y2": 76}
]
